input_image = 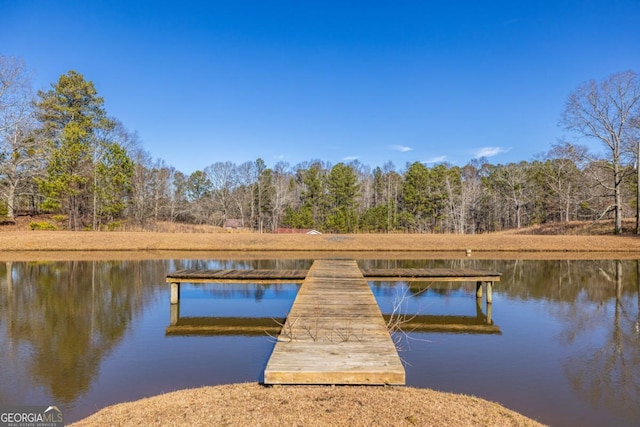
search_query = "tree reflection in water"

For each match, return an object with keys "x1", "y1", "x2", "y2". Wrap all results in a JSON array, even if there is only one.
[
  {"x1": 0, "y1": 260, "x2": 166, "y2": 404},
  {"x1": 559, "y1": 260, "x2": 640, "y2": 421}
]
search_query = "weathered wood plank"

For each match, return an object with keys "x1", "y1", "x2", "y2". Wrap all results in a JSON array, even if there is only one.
[
  {"x1": 263, "y1": 259, "x2": 405, "y2": 385},
  {"x1": 361, "y1": 267, "x2": 501, "y2": 282},
  {"x1": 166, "y1": 268, "x2": 308, "y2": 284},
  {"x1": 166, "y1": 267, "x2": 501, "y2": 284}
]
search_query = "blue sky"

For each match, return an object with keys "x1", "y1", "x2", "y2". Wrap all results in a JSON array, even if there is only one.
[{"x1": 2, "y1": 1, "x2": 639, "y2": 174}]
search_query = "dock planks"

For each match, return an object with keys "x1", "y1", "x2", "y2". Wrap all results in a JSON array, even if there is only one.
[
  {"x1": 263, "y1": 259, "x2": 405, "y2": 385},
  {"x1": 166, "y1": 268, "x2": 307, "y2": 284},
  {"x1": 166, "y1": 266, "x2": 501, "y2": 284},
  {"x1": 361, "y1": 267, "x2": 501, "y2": 282}
]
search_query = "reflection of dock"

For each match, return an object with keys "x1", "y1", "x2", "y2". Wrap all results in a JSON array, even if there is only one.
[
  {"x1": 384, "y1": 299, "x2": 500, "y2": 335},
  {"x1": 165, "y1": 260, "x2": 501, "y2": 385},
  {"x1": 166, "y1": 313, "x2": 284, "y2": 336},
  {"x1": 166, "y1": 306, "x2": 500, "y2": 337}
]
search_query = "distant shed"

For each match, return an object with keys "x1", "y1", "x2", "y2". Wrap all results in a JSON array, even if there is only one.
[{"x1": 224, "y1": 219, "x2": 244, "y2": 230}]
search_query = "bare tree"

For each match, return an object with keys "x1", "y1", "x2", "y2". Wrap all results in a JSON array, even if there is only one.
[
  {"x1": 234, "y1": 160, "x2": 257, "y2": 228},
  {"x1": 129, "y1": 148, "x2": 154, "y2": 227},
  {"x1": 561, "y1": 70, "x2": 640, "y2": 234},
  {"x1": 453, "y1": 162, "x2": 484, "y2": 234},
  {"x1": 488, "y1": 162, "x2": 532, "y2": 229},
  {"x1": 0, "y1": 56, "x2": 42, "y2": 219},
  {"x1": 205, "y1": 161, "x2": 237, "y2": 225},
  {"x1": 271, "y1": 161, "x2": 293, "y2": 231},
  {"x1": 542, "y1": 142, "x2": 589, "y2": 222}
]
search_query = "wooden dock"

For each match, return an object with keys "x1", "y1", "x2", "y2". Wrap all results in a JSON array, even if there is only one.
[
  {"x1": 165, "y1": 261, "x2": 502, "y2": 385},
  {"x1": 263, "y1": 259, "x2": 405, "y2": 385},
  {"x1": 166, "y1": 265, "x2": 500, "y2": 304}
]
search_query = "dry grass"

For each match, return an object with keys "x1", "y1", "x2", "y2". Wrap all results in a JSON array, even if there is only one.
[
  {"x1": 69, "y1": 383, "x2": 546, "y2": 427},
  {"x1": 500, "y1": 218, "x2": 638, "y2": 235},
  {"x1": 1, "y1": 229, "x2": 640, "y2": 254},
  {"x1": 2, "y1": 217, "x2": 640, "y2": 262}
]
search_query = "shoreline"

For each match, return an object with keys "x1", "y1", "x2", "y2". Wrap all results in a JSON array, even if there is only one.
[
  {"x1": 1, "y1": 231, "x2": 639, "y2": 261},
  {"x1": 69, "y1": 382, "x2": 547, "y2": 427}
]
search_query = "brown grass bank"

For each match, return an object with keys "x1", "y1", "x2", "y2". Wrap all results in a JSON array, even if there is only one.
[
  {"x1": 2, "y1": 216, "x2": 640, "y2": 258},
  {"x1": 1, "y1": 230, "x2": 640, "y2": 253},
  {"x1": 70, "y1": 383, "x2": 546, "y2": 427}
]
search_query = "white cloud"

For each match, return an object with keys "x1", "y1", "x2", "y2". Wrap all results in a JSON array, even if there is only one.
[
  {"x1": 389, "y1": 144, "x2": 413, "y2": 153},
  {"x1": 423, "y1": 155, "x2": 447, "y2": 164},
  {"x1": 342, "y1": 156, "x2": 358, "y2": 161},
  {"x1": 473, "y1": 146, "x2": 509, "y2": 158}
]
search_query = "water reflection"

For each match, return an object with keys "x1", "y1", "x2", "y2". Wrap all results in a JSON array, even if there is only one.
[
  {"x1": 0, "y1": 260, "x2": 166, "y2": 404},
  {"x1": 381, "y1": 299, "x2": 499, "y2": 334},
  {"x1": 166, "y1": 283, "x2": 296, "y2": 336},
  {"x1": 559, "y1": 260, "x2": 640, "y2": 421},
  {"x1": 166, "y1": 313, "x2": 284, "y2": 336},
  {"x1": 0, "y1": 257, "x2": 638, "y2": 426}
]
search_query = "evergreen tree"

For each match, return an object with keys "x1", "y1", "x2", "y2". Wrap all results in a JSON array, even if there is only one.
[
  {"x1": 326, "y1": 163, "x2": 358, "y2": 232},
  {"x1": 35, "y1": 71, "x2": 124, "y2": 229},
  {"x1": 400, "y1": 162, "x2": 430, "y2": 232},
  {"x1": 300, "y1": 162, "x2": 329, "y2": 229},
  {"x1": 94, "y1": 142, "x2": 134, "y2": 227}
]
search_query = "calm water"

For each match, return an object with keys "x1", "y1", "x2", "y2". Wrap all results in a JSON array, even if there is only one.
[{"x1": 0, "y1": 257, "x2": 639, "y2": 426}]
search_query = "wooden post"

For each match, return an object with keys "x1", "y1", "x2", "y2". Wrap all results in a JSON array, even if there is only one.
[
  {"x1": 6, "y1": 261, "x2": 12, "y2": 296},
  {"x1": 486, "y1": 302, "x2": 493, "y2": 324},
  {"x1": 486, "y1": 281, "x2": 493, "y2": 304},
  {"x1": 170, "y1": 302, "x2": 180, "y2": 326},
  {"x1": 170, "y1": 282, "x2": 180, "y2": 304},
  {"x1": 476, "y1": 281, "x2": 483, "y2": 299}
]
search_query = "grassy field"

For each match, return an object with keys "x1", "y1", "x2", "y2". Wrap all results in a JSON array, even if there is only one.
[{"x1": 1, "y1": 227, "x2": 640, "y2": 261}]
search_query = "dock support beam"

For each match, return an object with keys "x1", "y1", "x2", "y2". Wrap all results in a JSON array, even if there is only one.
[
  {"x1": 170, "y1": 303, "x2": 180, "y2": 325},
  {"x1": 170, "y1": 282, "x2": 180, "y2": 304},
  {"x1": 475, "y1": 281, "x2": 493, "y2": 304}
]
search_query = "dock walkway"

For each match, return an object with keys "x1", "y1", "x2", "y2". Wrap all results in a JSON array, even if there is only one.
[
  {"x1": 165, "y1": 260, "x2": 502, "y2": 385},
  {"x1": 263, "y1": 259, "x2": 405, "y2": 385}
]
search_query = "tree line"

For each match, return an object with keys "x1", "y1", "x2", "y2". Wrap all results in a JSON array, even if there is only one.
[{"x1": 1, "y1": 56, "x2": 639, "y2": 233}]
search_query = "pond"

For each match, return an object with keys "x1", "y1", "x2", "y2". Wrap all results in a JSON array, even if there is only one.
[{"x1": 0, "y1": 256, "x2": 638, "y2": 426}]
